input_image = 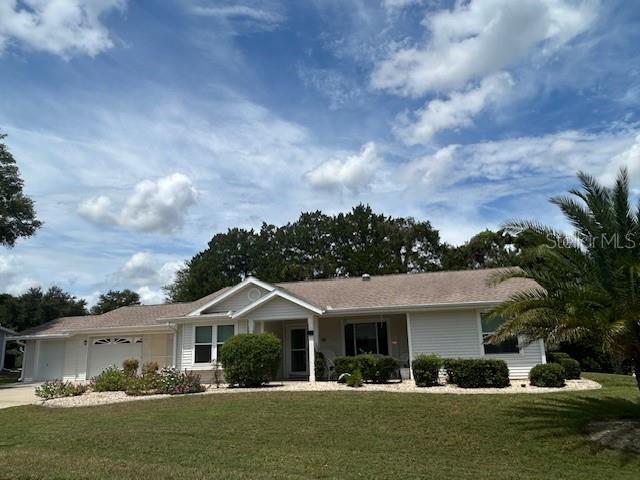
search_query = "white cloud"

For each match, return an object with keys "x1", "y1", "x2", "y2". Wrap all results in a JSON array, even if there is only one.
[
  {"x1": 189, "y1": 1, "x2": 284, "y2": 32},
  {"x1": 371, "y1": 0, "x2": 598, "y2": 96},
  {"x1": 119, "y1": 252, "x2": 182, "y2": 288},
  {"x1": 382, "y1": 0, "x2": 426, "y2": 11},
  {"x1": 78, "y1": 173, "x2": 198, "y2": 233},
  {"x1": 395, "y1": 72, "x2": 514, "y2": 144},
  {"x1": 136, "y1": 286, "x2": 165, "y2": 305},
  {"x1": 298, "y1": 66, "x2": 364, "y2": 110},
  {"x1": 304, "y1": 142, "x2": 383, "y2": 192},
  {"x1": 599, "y1": 134, "x2": 640, "y2": 186},
  {"x1": 0, "y1": 255, "x2": 38, "y2": 295},
  {"x1": 0, "y1": 0, "x2": 125, "y2": 58}
]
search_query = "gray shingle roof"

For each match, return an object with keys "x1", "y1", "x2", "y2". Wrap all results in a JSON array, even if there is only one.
[{"x1": 18, "y1": 269, "x2": 537, "y2": 335}]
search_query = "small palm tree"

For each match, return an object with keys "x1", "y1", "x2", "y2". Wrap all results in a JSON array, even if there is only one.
[{"x1": 486, "y1": 168, "x2": 640, "y2": 391}]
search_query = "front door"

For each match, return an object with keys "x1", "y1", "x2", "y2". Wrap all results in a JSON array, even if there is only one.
[{"x1": 287, "y1": 326, "x2": 308, "y2": 377}]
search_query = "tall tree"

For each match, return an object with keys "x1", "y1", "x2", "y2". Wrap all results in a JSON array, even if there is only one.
[
  {"x1": 90, "y1": 289, "x2": 141, "y2": 315},
  {"x1": 0, "y1": 286, "x2": 87, "y2": 332},
  {"x1": 486, "y1": 169, "x2": 640, "y2": 391},
  {"x1": 0, "y1": 132, "x2": 42, "y2": 247}
]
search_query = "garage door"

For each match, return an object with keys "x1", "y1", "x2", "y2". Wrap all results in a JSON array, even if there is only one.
[
  {"x1": 87, "y1": 337, "x2": 143, "y2": 378},
  {"x1": 37, "y1": 340, "x2": 65, "y2": 380}
]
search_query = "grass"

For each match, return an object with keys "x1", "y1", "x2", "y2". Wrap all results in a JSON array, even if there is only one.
[{"x1": 0, "y1": 373, "x2": 638, "y2": 480}]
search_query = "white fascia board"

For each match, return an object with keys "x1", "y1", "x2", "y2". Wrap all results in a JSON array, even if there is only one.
[
  {"x1": 231, "y1": 290, "x2": 323, "y2": 319},
  {"x1": 187, "y1": 277, "x2": 276, "y2": 317},
  {"x1": 156, "y1": 312, "x2": 233, "y2": 323},
  {"x1": 322, "y1": 300, "x2": 502, "y2": 316},
  {"x1": 9, "y1": 333, "x2": 72, "y2": 341}
]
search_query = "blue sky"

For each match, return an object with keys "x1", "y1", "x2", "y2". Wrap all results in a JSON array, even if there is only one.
[{"x1": 1, "y1": 0, "x2": 639, "y2": 305}]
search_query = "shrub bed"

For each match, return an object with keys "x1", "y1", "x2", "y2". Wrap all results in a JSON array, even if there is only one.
[
  {"x1": 412, "y1": 354, "x2": 443, "y2": 387},
  {"x1": 218, "y1": 333, "x2": 281, "y2": 387},
  {"x1": 333, "y1": 354, "x2": 399, "y2": 383},
  {"x1": 35, "y1": 380, "x2": 87, "y2": 400},
  {"x1": 529, "y1": 363, "x2": 566, "y2": 387},
  {"x1": 443, "y1": 358, "x2": 510, "y2": 388}
]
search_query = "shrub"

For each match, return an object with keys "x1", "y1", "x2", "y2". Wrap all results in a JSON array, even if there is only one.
[
  {"x1": 334, "y1": 356, "x2": 358, "y2": 377},
  {"x1": 443, "y1": 358, "x2": 510, "y2": 388},
  {"x1": 333, "y1": 355, "x2": 399, "y2": 383},
  {"x1": 218, "y1": 333, "x2": 281, "y2": 387},
  {"x1": 529, "y1": 363, "x2": 566, "y2": 387},
  {"x1": 35, "y1": 380, "x2": 87, "y2": 400},
  {"x1": 412, "y1": 354, "x2": 443, "y2": 387},
  {"x1": 155, "y1": 367, "x2": 205, "y2": 395},
  {"x1": 346, "y1": 369, "x2": 363, "y2": 388},
  {"x1": 142, "y1": 361, "x2": 159, "y2": 375},
  {"x1": 125, "y1": 371, "x2": 162, "y2": 396},
  {"x1": 559, "y1": 358, "x2": 581, "y2": 380},
  {"x1": 122, "y1": 358, "x2": 139, "y2": 376},
  {"x1": 92, "y1": 366, "x2": 127, "y2": 392},
  {"x1": 315, "y1": 351, "x2": 327, "y2": 380},
  {"x1": 546, "y1": 351, "x2": 572, "y2": 363}
]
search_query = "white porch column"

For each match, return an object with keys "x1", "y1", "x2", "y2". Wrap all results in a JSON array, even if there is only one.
[
  {"x1": 307, "y1": 316, "x2": 316, "y2": 382},
  {"x1": 406, "y1": 313, "x2": 414, "y2": 380},
  {"x1": 248, "y1": 319, "x2": 255, "y2": 334}
]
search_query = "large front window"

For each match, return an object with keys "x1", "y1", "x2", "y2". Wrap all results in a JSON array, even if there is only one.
[
  {"x1": 481, "y1": 314, "x2": 519, "y2": 354},
  {"x1": 195, "y1": 326, "x2": 213, "y2": 363},
  {"x1": 345, "y1": 322, "x2": 388, "y2": 356}
]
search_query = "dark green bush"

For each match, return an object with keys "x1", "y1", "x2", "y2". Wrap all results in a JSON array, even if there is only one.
[
  {"x1": 315, "y1": 351, "x2": 327, "y2": 380},
  {"x1": 529, "y1": 363, "x2": 565, "y2": 387},
  {"x1": 122, "y1": 358, "x2": 139, "y2": 376},
  {"x1": 443, "y1": 358, "x2": 510, "y2": 388},
  {"x1": 218, "y1": 333, "x2": 281, "y2": 387},
  {"x1": 35, "y1": 380, "x2": 87, "y2": 400},
  {"x1": 92, "y1": 366, "x2": 127, "y2": 392},
  {"x1": 559, "y1": 358, "x2": 581, "y2": 380},
  {"x1": 546, "y1": 351, "x2": 572, "y2": 363},
  {"x1": 333, "y1": 354, "x2": 399, "y2": 383},
  {"x1": 412, "y1": 354, "x2": 443, "y2": 387}
]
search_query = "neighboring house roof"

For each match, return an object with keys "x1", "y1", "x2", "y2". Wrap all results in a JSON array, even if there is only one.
[
  {"x1": 0, "y1": 324, "x2": 17, "y2": 335},
  {"x1": 15, "y1": 268, "x2": 537, "y2": 336}
]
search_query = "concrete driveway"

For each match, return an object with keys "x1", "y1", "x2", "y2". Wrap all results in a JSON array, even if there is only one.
[{"x1": 0, "y1": 383, "x2": 39, "y2": 409}]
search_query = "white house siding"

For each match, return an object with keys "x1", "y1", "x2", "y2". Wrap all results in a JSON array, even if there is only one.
[
  {"x1": 244, "y1": 297, "x2": 312, "y2": 322},
  {"x1": 175, "y1": 325, "x2": 183, "y2": 369},
  {"x1": 205, "y1": 285, "x2": 271, "y2": 313},
  {"x1": 409, "y1": 309, "x2": 544, "y2": 379},
  {"x1": 22, "y1": 340, "x2": 35, "y2": 381},
  {"x1": 180, "y1": 324, "x2": 195, "y2": 370}
]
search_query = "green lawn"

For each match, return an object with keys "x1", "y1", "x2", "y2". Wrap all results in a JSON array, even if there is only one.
[{"x1": 0, "y1": 373, "x2": 639, "y2": 480}]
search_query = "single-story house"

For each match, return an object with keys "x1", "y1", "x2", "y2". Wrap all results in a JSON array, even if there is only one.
[{"x1": 11, "y1": 268, "x2": 545, "y2": 383}]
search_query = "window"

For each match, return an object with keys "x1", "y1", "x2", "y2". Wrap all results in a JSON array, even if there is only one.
[
  {"x1": 216, "y1": 325, "x2": 234, "y2": 360},
  {"x1": 481, "y1": 314, "x2": 519, "y2": 354},
  {"x1": 344, "y1": 322, "x2": 388, "y2": 356},
  {"x1": 194, "y1": 326, "x2": 213, "y2": 363}
]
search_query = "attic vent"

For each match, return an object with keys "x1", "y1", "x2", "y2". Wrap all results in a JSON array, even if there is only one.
[{"x1": 361, "y1": 273, "x2": 371, "y2": 281}]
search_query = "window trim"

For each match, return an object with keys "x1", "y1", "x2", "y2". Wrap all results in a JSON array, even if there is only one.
[
  {"x1": 191, "y1": 322, "x2": 238, "y2": 367},
  {"x1": 477, "y1": 311, "x2": 522, "y2": 356},
  {"x1": 194, "y1": 325, "x2": 213, "y2": 364},
  {"x1": 343, "y1": 319, "x2": 391, "y2": 356}
]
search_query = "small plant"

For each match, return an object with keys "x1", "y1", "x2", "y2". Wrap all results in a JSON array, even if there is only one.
[
  {"x1": 346, "y1": 369, "x2": 363, "y2": 388},
  {"x1": 315, "y1": 351, "x2": 327, "y2": 380},
  {"x1": 443, "y1": 358, "x2": 510, "y2": 388},
  {"x1": 337, "y1": 372, "x2": 351, "y2": 384},
  {"x1": 529, "y1": 363, "x2": 566, "y2": 387},
  {"x1": 218, "y1": 333, "x2": 281, "y2": 387},
  {"x1": 35, "y1": 380, "x2": 87, "y2": 400},
  {"x1": 559, "y1": 358, "x2": 581, "y2": 380},
  {"x1": 122, "y1": 358, "x2": 139, "y2": 376},
  {"x1": 412, "y1": 354, "x2": 443, "y2": 387},
  {"x1": 92, "y1": 366, "x2": 127, "y2": 392},
  {"x1": 212, "y1": 361, "x2": 224, "y2": 389},
  {"x1": 156, "y1": 367, "x2": 205, "y2": 395},
  {"x1": 142, "y1": 361, "x2": 159, "y2": 375}
]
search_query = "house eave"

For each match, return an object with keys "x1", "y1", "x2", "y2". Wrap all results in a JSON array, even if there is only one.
[{"x1": 321, "y1": 300, "x2": 502, "y2": 317}]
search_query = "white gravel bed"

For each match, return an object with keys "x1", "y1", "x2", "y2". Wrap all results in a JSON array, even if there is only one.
[{"x1": 40, "y1": 378, "x2": 601, "y2": 408}]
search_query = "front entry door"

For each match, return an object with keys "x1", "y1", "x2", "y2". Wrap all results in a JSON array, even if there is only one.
[{"x1": 287, "y1": 326, "x2": 308, "y2": 377}]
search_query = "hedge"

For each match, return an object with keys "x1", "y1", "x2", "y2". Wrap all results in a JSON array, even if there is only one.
[
  {"x1": 529, "y1": 363, "x2": 565, "y2": 387},
  {"x1": 411, "y1": 354, "x2": 443, "y2": 387},
  {"x1": 218, "y1": 333, "x2": 281, "y2": 387},
  {"x1": 443, "y1": 358, "x2": 510, "y2": 388},
  {"x1": 333, "y1": 354, "x2": 399, "y2": 383}
]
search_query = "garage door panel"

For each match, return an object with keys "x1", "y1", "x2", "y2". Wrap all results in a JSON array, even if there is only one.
[{"x1": 88, "y1": 337, "x2": 142, "y2": 378}]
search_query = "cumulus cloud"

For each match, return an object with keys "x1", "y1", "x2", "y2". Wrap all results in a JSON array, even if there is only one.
[
  {"x1": 78, "y1": 173, "x2": 197, "y2": 233},
  {"x1": 395, "y1": 72, "x2": 514, "y2": 144},
  {"x1": 0, "y1": 255, "x2": 38, "y2": 295},
  {"x1": 371, "y1": 0, "x2": 598, "y2": 96},
  {"x1": 0, "y1": 0, "x2": 125, "y2": 58},
  {"x1": 599, "y1": 134, "x2": 640, "y2": 186},
  {"x1": 304, "y1": 142, "x2": 383, "y2": 192},
  {"x1": 119, "y1": 252, "x2": 182, "y2": 288}
]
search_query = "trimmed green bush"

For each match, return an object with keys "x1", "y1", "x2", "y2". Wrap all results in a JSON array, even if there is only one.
[
  {"x1": 333, "y1": 354, "x2": 399, "y2": 383},
  {"x1": 218, "y1": 333, "x2": 281, "y2": 387},
  {"x1": 35, "y1": 380, "x2": 87, "y2": 400},
  {"x1": 92, "y1": 366, "x2": 127, "y2": 392},
  {"x1": 346, "y1": 369, "x2": 363, "y2": 388},
  {"x1": 315, "y1": 351, "x2": 327, "y2": 380},
  {"x1": 443, "y1": 358, "x2": 510, "y2": 388},
  {"x1": 412, "y1": 354, "x2": 443, "y2": 387},
  {"x1": 546, "y1": 351, "x2": 572, "y2": 363},
  {"x1": 559, "y1": 358, "x2": 581, "y2": 380},
  {"x1": 529, "y1": 363, "x2": 566, "y2": 387}
]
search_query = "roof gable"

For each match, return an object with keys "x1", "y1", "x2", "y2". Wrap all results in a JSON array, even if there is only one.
[{"x1": 187, "y1": 277, "x2": 276, "y2": 316}]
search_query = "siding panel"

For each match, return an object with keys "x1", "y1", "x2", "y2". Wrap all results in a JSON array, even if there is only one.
[
  {"x1": 206, "y1": 286, "x2": 270, "y2": 313},
  {"x1": 245, "y1": 297, "x2": 311, "y2": 321}
]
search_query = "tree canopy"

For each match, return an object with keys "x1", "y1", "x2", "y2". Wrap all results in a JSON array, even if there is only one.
[
  {"x1": 90, "y1": 289, "x2": 141, "y2": 315},
  {"x1": 0, "y1": 286, "x2": 87, "y2": 332},
  {"x1": 0, "y1": 132, "x2": 42, "y2": 247}
]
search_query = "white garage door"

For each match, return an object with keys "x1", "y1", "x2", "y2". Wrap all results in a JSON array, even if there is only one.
[
  {"x1": 37, "y1": 340, "x2": 65, "y2": 380},
  {"x1": 87, "y1": 337, "x2": 143, "y2": 378}
]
